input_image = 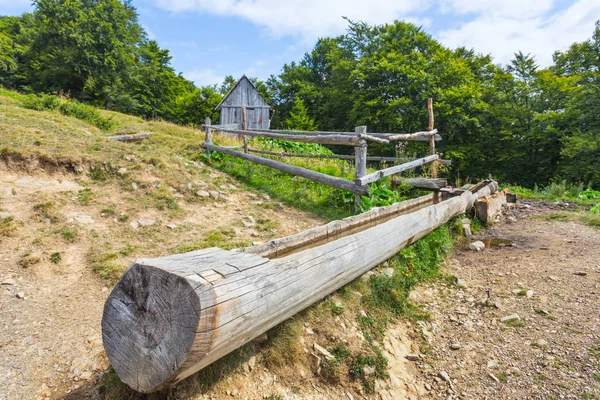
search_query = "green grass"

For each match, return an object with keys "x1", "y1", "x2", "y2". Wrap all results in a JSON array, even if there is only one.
[
  {"x1": 77, "y1": 188, "x2": 94, "y2": 204},
  {"x1": 59, "y1": 226, "x2": 78, "y2": 242},
  {"x1": 0, "y1": 216, "x2": 17, "y2": 236},
  {"x1": 506, "y1": 181, "x2": 600, "y2": 205},
  {"x1": 88, "y1": 252, "x2": 123, "y2": 282},
  {"x1": 50, "y1": 252, "x2": 61, "y2": 264},
  {"x1": 537, "y1": 211, "x2": 600, "y2": 230}
]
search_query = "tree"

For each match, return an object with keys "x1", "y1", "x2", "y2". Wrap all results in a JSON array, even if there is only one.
[{"x1": 283, "y1": 97, "x2": 317, "y2": 131}]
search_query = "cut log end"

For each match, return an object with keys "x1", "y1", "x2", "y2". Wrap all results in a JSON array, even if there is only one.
[{"x1": 101, "y1": 264, "x2": 201, "y2": 393}]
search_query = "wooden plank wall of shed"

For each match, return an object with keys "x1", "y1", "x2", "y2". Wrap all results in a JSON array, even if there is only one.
[{"x1": 221, "y1": 78, "x2": 269, "y2": 108}]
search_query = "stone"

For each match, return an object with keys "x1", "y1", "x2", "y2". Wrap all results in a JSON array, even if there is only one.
[
  {"x1": 405, "y1": 354, "x2": 420, "y2": 361},
  {"x1": 117, "y1": 168, "x2": 127, "y2": 176},
  {"x1": 573, "y1": 271, "x2": 587, "y2": 276},
  {"x1": 16, "y1": 292, "x2": 25, "y2": 299},
  {"x1": 363, "y1": 365, "x2": 375, "y2": 375},
  {"x1": 500, "y1": 313, "x2": 520, "y2": 323},
  {"x1": 208, "y1": 190, "x2": 220, "y2": 200},
  {"x1": 251, "y1": 241, "x2": 263, "y2": 246},
  {"x1": 0, "y1": 212, "x2": 11, "y2": 219},
  {"x1": 305, "y1": 327, "x2": 315, "y2": 335},
  {"x1": 131, "y1": 182, "x2": 138, "y2": 190},
  {"x1": 248, "y1": 356, "x2": 257, "y2": 371},
  {"x1": 254, "y1": 332, "x2": 268, "y2": 344},
  {"x1": 73, "y1": 214, "x2": 95, "y2": 224},
  {"x1": 138, "y1": 219, "x2": 155, "y2": 227},
  {"x1": 1, "y1": 278, "x2": 16, "y2": 285},
  {"x1": 468, "y1": 241, "x2": 485, "y2": 251},
  {"x1": 166, "y1": 224, "x2": 177, "y2": 229},
  {"x1": 526, "y1": 290, "x2": 534, "y2": 298},
  {"x1": 314, "y1": 343, "x2": 335, "y2": 360},
  {"x1": 438, "y1": 371, "x2": 450, "y2": 382},
  {"x1": 532, "y1": 339, "x2": 548, "y2": 347},
  {"x1": 129, "y1": 221, "x2": 139, "y2": 229},
  {"x1": 487, "y1": 360, "x2": 498, "y2": 369},
  {"x1": 450, "y1": 343, "x2": 461, "y2": 350},
  {"x1": 383, "y1": 267, "x2": 395, "y2": 277},
  {"x1": 455, "y1": 278, "x2": 467, "y2": 288},
  {"x1": 242, "y1": 216, "x2": 256, "y2": 227},
  {"x1": 196, "y1": 190, "x2": 210, "y2": 198}
]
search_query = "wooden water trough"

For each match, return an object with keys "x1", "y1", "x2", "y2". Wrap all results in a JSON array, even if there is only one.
[{"x1": 101, "y1": 180, "x2": 501, "y2": 393}]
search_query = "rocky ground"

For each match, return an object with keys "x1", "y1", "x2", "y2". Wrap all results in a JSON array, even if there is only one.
[{"x1": 408, "y1": 200, "x2": 600, "y2": 399}]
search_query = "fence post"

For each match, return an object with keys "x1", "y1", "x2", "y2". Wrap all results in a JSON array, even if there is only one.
[
  {"x1": 428, "y1": 98, "x2": 437, "y2": 178},
  {"x1": 241, "y1": 107, "x2": 249, "y2": 153},
  {"x1": 204, "y1": 117, "x2": 212, "y2": 155},
  {"x1": 354, "y1": 126, "x2": 368, "y2": 212}
]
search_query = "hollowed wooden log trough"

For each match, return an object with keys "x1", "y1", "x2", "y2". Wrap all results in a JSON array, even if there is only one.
[{"x1": 101, "y1": 181, "x2": 499, "y2": 393}]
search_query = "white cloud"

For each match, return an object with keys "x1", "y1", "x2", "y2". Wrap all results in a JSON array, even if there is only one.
[
  {"x1": 152, "y1": 0, "x2": 428, "y2": 40},
  {"x1": 439, "y1": 0, "x2": 600, "y2": 66},
  {"x1": 183, "y1": 68, "x2": 224, "y2": 86},
  {"x1": 151, "y1": 0, "x2": 599, "y2": 68}
]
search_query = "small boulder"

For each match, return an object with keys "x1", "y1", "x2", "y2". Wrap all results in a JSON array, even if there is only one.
[
  {"x1": 313, "y1": 343, "x2": 334, "y2": 361},
  {"x1": 500, "y1": 313, "x2": 520, "y2": 323},
  {"x1": 405, "y1": 354, "x2": 420, "y2": 361},
  {"x1": 208, "y1": 190, "x2": 220, "y2": 200},
  {"x1": 196, "y1": 190, "x2": 210, "y2": 198},
  {"x1": 468, "y1": 241, "x2": 485, "y2": 251}
]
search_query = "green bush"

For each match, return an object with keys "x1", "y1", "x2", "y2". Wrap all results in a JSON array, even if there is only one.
[
  {"x1": 22, "y1": 93, "x2": 60, "y2": 111},
  {"x1": 58, "y1": 100, "x2": 115, "y2": 131}
]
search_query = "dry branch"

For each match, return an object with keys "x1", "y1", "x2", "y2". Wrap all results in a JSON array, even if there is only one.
[{"x1": 108, "y1": 132, "x2": 153, "y2": 141}]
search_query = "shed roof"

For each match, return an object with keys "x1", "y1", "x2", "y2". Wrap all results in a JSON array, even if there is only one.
[{"x1": 215, "y1": 75, "x2": 271, "y2": 110}]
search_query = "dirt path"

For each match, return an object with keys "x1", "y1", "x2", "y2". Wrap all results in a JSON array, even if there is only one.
[{"x1": 409, "y1": 201, "x2": 600, "y2": 399}]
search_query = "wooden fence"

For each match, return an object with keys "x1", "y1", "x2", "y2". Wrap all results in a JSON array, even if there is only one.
[{"x1": 201, "y1": 100, "x2": 446, "y2": 210}]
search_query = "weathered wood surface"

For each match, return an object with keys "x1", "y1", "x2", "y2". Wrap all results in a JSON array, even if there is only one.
[
  {"x1": 202, "y1": 143, "x2": 370, "y2": 196},
  {"x1": 246, "y1": 148, "x2": 446, "y2": 163},
  {"x1": 201, "y1": 127, "x2": 365, "y2": 146},
  {"x1": 246, "y1": 128, "x2": 441, "y2": 141},
  {"x1": 108, "y1": 132, "x2": 153, "y2": 141},
  {"x1": 392, "y1": 177, "x2": 448, "y2": 190},
  {"x1": 242, "y1": 193, "x2": 434, "y2": 258},
  {"x1": 354, "y1": 126, "x2": 368, "y2": 211},
  {"x1": 102, "y1": 181, "x2": 498, "y2": 393},
  {"x1": 217, "y1": 76, "x2": 271, "y2": 130},
  {"x1": 475, "y1": 190, "x2": 515, "y2": 225},
  {"x1": 356, "y1": 154, "x2": 440, "y2": 186}
]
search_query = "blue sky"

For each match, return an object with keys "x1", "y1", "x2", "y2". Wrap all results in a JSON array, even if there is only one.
[{"x1": 1, "y1": 0, "x2": 599, "y2": 87}]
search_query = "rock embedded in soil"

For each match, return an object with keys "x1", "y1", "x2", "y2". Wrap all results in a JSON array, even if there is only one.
[
  {"x1": 196, "y1": 190, "x2": 210, "y2": 198},
  {"x1": 138, "y1": 219, "x2": 155, "y2": 227},
  {"x1": 526, "y1": 290, "x2": 534, "y2": 298},
  {"x1": 468, "y1": 241, "x2": 485, "y2": 251},
  {"x1": 455, "y1": 278, "x2": 467, "y2": 288},
  {"x1": 573, "y1": 271, "x2": 587, "y2": 276},
  {"x1": 313, "y1": 343, "x2": 334, "y2": 360},
  {"x1": 405, "y1": 354, "x2": 420, "y2": 361},
  {"x1": 500, "y1": 313, "x2": 520, "y2": 323},
  {"x1": 1, "y1": 278, "x2": 15, "y2": 285},
  {"x1": 0, "y1": 211, "x2": 11, "y2": 219},
  {"x1": 450, "y1": 343, "x2": 461, "y2": 350},
  {"x1": 16, "y1": 291, "x2": 25, "y2": 299},
  {"x1": 438, "y1": 370, "x2": 450, "y2": 382}
]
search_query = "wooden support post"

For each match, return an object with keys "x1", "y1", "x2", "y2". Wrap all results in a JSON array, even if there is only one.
[
  {"x1": 204, "y1": 117, "x2": 212, "y2": 155},
  {"x1": 354, "y1": 126, "x2": 368, "y2": 212},
  {"x1": 241, "y1": 107, "x2": 249, "y2": 153},
  {"x1": 427, "y1": 98, "x2": 438, "y2": 180}
]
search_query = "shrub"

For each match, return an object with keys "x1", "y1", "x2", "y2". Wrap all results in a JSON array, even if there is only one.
[
  {"x1": 58, "y1": 100, "x2": 115, "y2": 131},
  {"x1": 22, "y1": 93, "x2": 60, "y2": 111}
]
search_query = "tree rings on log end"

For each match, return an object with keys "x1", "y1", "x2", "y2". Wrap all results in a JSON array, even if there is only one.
[{"x1": 101, "y1": 264, "x2": 201, "y2": 393}]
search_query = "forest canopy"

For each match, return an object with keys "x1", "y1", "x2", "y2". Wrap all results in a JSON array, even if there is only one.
[{"x1": 1, "y1": 0, "x2": 598, "y2": 189}]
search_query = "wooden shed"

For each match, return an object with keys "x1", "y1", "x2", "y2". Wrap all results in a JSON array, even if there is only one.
[{"x1": 216, "y1": 75, "x2": 271, "y2": 130}]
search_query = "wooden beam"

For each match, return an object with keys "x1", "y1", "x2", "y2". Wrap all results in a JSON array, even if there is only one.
[
  {"x1": 210, "y1": 127, "x2": 442, "y2": 141},
  {"x1": 101, "y1": 181, "x2": 499, "y2": 393},
  {"x1": 108, "y1": 132, "x2": 153, "y2": 142},
  {"x1": 392, "y1": 177, "x2": 447, "y2": 190},
  {"x1": 247, "y1": 148, "x2": 407, "y2": 162},
  {"x1": 201, "y1": 127, "x2": 364, "y2": 146},
  {"x1": 356, "y1": 154, "x2": 440, "y2": 186},
  {"x1": 242, "y1": 194, "x2": 434, "y2": 258},
  {"x1": 241, "y1": 107, "x2": 248, "y2": 153},
  {"x1": 204, "y1": 117, "x2": 212, "y2": 155},
  {"x1": 202, "y1": 143, "x2": 369, "y2": 196}
]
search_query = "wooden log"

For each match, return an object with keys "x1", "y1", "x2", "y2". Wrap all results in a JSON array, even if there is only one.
[
  {"x1": 354, "y1": 126, "x2": 368, "y2": 211},
  {"x1": 238, "y1": 128, "x2": 442, "y2": 141},
  {"x1": 357, "y1": 133, "x2": 389, "y2": 144},
  {"x1": 108, "y1": 132, "x2": 153, "y2": 142},
  {"x1": 356, "y1": 154, "x2": 440, "y2": 186},
  {"x1": 101, "y1": 181, "x2": 498, "y2": 393},
  {"x1": 475, "y1": 189, "x2": 515, "y2": 225},
  {"x1": 246, "y1": 148, "x2": 440, "y2": 163},
  {"x1": 202, "y1": 143, "x2": 369, "y2": 196},
  {"x1": 242, "y1": 193, "x2": 434, "y2": 258},
  {"x1": 386, "y1": 130, "x2": 440, "y2": 141},
  {"x1": 201, "y1": 127, "x2": 364, "y2": 146},
  {"x1": 392, "y1": 177, "x2": 447, "y2": 190},
  {"x1": 427, "y1": 99, "x2": 438, "y2": 179}
]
